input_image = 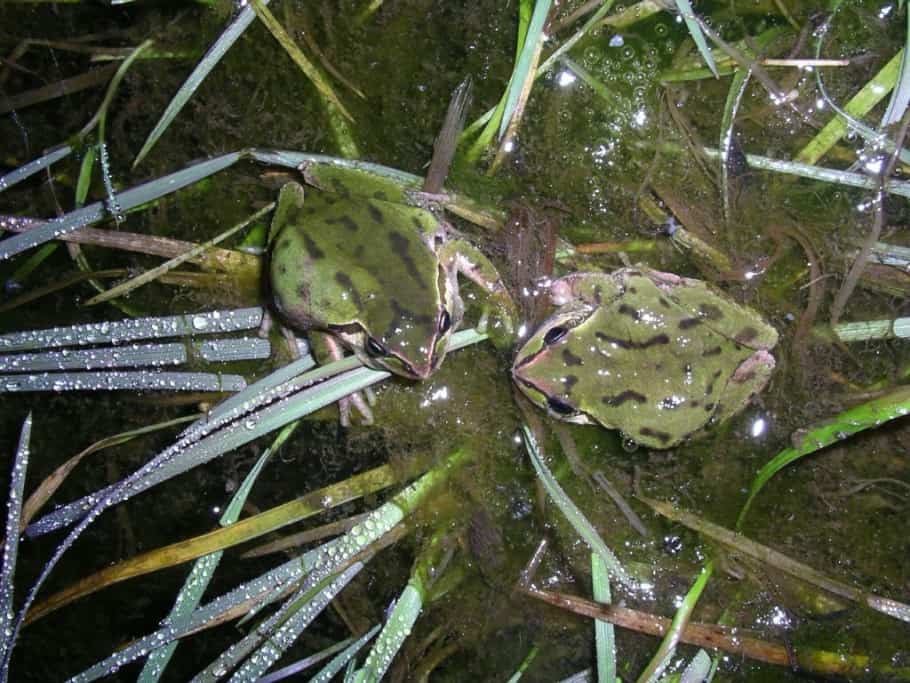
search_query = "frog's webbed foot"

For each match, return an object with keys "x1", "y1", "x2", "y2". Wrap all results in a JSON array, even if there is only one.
[{"x1": 311, "y1": 332, "x2": 375, "y2": 427}]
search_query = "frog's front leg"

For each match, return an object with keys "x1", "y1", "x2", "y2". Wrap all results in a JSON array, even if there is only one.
[
  {"x1": 309, "y1": 331, "x2": 376, "y2": 427},
  {"x1": 437, "y1": 238, "x2": 518, "y2": 349}
]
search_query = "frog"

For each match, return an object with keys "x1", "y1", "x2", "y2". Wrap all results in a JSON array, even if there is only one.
[
  {"x1": 511, "y1": 268, "x2": 778, "y2": 449},
  {"x1": 268, "y1": 177, "x2": 517, "y2": 405}
]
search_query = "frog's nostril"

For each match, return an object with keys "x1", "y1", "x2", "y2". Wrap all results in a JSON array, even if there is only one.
[{"x1": 543, "y1": 326, "x2": 569, "y2": 345}]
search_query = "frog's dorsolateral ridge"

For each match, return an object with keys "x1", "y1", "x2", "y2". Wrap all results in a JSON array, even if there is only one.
[{"x1": 512, "y1": 268, "x2": 778, "y2": 449}]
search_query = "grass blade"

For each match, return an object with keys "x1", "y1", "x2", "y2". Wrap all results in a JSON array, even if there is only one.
[
  {"x1": 882, "y1": 9, "x2": 910, "y2": 126},
  {"x1": 0, "y1": 415, "x2": 31, "y2": 665},
  {"x1": 592, "y1": 553, "x2": 616, "y2": 683},
  {"x1": 306, "y1": 626, "x2": 379, "y2": 683},
  {"x1": 498, "y1": 0, "x2": 551, "y2": 139},
  {"x1": 0, "y1": 146, "x2": 71, "y2": 193},
  {"x1": 0, "y1": 152, "x2": 243, "y2": 261},
  {"x1": 133, "y1": 4, "x2": 261, "y2": 167},
  {"x1": 0, "y1": 370, "x2": 246, "y2": 393},
  {"x1": 672, "y1": 0, "x2": 718, "y2": 78}
]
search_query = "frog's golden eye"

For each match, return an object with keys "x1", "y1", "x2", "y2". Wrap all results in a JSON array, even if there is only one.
[
  {"x1": 365, "y1": 336, "x2": 391, "y2": 357},
  {"x1": 543, "y1": 326, "x2": 569, "y2": 345},
  {"x1": 547, "y1": 396, "x2": 577, "y2": 416},
  {"x1": 438, "y1": 309, "x2": 452, "y2": 335}
]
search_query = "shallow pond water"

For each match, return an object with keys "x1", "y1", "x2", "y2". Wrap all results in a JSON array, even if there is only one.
[{"x1": 0, "y1": 1, "x2": 909, "y2": 681}]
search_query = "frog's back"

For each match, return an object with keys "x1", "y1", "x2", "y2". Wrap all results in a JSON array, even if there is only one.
[{"x1": 270, "y1": 194, "x2": 443, "y2": 344}]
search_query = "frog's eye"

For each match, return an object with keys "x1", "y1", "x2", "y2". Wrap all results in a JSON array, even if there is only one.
[
  {"x1": 543, "y1": 326, "x2": 569, "y2": 345},
  {"x1": 546, "y1": 396, "x2": 577, "y2": 416},
  {"x1": 365, "y1": 336, "x2": 390, "y2": 357},
  {"x1": 438, "y1": 309, "x2": 452, "y2": 335}
]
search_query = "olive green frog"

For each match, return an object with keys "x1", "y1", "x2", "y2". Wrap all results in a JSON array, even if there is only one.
[
  {"x1": 269, "y1": 179, "x2": 517, "y2": 385},
  {"x1": 512, "y1": 268, "x2": 777, "y2": 449}
]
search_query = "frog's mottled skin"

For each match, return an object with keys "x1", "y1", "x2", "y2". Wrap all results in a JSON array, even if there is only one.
[
  {"x1": 512, "y1": 269, "x2": 778, "y2": 449},
  {"x1": 269, "y1": 181, "x2": 515, "y2": 380}
]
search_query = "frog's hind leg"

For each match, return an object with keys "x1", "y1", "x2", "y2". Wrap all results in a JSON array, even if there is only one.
[{"x1": 309, "y1": 332, "x2": 375, "y2": 427}]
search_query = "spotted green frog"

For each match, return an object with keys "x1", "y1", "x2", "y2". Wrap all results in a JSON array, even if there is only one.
[
  {"x1": 269, "y1": 179, "x2": 517, "y2": 386},
  {"x1": 512, "y1": 268, "x2": 778, "y2": 449}
]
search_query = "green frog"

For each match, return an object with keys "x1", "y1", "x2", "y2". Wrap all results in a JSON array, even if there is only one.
[
  {"x1": 512, "y1": 268, "x2": 778, "y2": 449},
  {"x1": 269, "y1": 177, "x2": 517, "y2": 390}
]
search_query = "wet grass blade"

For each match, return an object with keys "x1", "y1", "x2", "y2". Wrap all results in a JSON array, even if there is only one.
[
  {"x1": 0, "y1": 415, "x2": 31, "y2": 665},
  {"x1": 505, "y1": 645, "x2": 539, "y2": 682},
  {"x1": 0, "y1": 306, "x2": 263, "y2": 353},
  {"x1": 351, "y1": 583, "x2": 423, "y2": 682},
  {"x1": 0, "y1": 146, "x2": 71, "y2": 193},
  {"x1": 737, "y1": 385, "x2": 910, "y2": 528},
  {"x1": 592, "y1": 554, "x2": 616, "y2": 683},
  {"x1": 0, "y1": 152, "x2": 243, "y2": 261},
  {"x1": 139, "y1": 421, "x2": 298, "y2": 682},
  {"x1": 0, "y1": 63, "x2": 117, "y2": 116},
  {"x1": 521, "y1": 425, "x2": 630, "y2": 585},
  {"x1": 677, "y1": 649, "x2": 712, "y2": 683},
  {"x1": 84, "y1": 202, "x2": 274, "y2": 306},
  {"x1": 307, "y1": 626, "x2": 379, "y2": 683},
  {"x1": 720, "y1": 67, "x2": 751, "y2": 223},
  {"x1": 672, "y1": 0, "x2": 718, "y2": 78},
  {"x1": 21, "y1": 414, "x2": 198, "y2": 530},
  {"x1": 193, "y1": 563, "x2": 363, "y2": 682},
  {"x1": 0, "y1": 370, "x2": 246, "y2": 393},
  {"x1": 0, "y1": 341, "x2": 188, "y2": 372},
  {"x1": 133, "y1": 4, "x2": 261, "y2": 167}
]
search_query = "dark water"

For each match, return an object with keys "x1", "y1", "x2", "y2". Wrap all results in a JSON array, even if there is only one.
[{"x1": 1, "y1": 1, "x2": 909, "y2": 680}]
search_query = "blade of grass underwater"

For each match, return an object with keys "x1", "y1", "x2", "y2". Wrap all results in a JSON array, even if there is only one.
[
  {"x1": 84, "y1": 202, "x2": 274, "y2": 306},
  {"x1": 882, "y1": 10, "x2": 910, "y2": 126},
  {"x1": 194, "y1": 563, "x2": 363, "y2": 682},
  {"x1": 641, "y1": 495, "x2": 910, "y2": 624},
  {"x1": 307, "y1": 625, "x2": 380, "y2": 683},
  {"x1": 0, "y1": 415, "x2": 31, "y2": 665},
  {"x1": 21, "y1": 413, "x2": 199, "y2": 530},
  {"x1": 698, "y1": 146, "x2": 910, "y2": 198},
  {"x1": 592, "y1": 553, "x2": 616, "y2": 683},
  {"x1": 0, "y1": 151, "x2": 243, "y2": 261},
  {"x1": 521, "y1": 425, "x2": 630, "y2": 585},
  {"x1": 672, "y1": 0, "x2": 718, "y2": 78},
  {"x1": 133, "y1": 4, "x2": 261, "y2": 167},
  {"x1": 635, "y1": 562, "x2": 713, "y2": 683},
  {"x1": 821, "y1": 316, "x2": 910, "y2": 342},
  {"x1": 0, "y1": 306, "x2": 263, "y2": 352},
  {"x1": 737, "y1": 384, "x2": 910, "y2": 528},
  {"x1": 138, "y1": 421, "x2": 297, "y2": 683},
  {"x1": 505, "y1": 645, "x2": 539, "y2": 683},
  {"x1": 249, "y1": 0, "x2": 353, "y2": 122},
  {"x1": 0, "y1": 63, "x2": 117, "y2": 116},
  {"x1": 720, "y1": 67, "x2": 752, "y2": 223},
  {"x1": 0, "y1": 146, "x2": 71, "y2": 193}
]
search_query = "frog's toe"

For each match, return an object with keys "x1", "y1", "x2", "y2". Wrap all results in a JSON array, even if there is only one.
[{"x1": 338, "y1": 392, "x2": 375, "y2": 427}]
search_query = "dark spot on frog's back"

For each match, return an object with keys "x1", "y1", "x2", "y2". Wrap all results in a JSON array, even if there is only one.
[
  {"x1": 639, "y1": 427, "x2": 671, "y2": 444},
  {"x1": 334, "y1": 272, "x2": 363, "y2": 308},
  {"x1": 603, "y1": 390, "x2": 647, "y2": 406},
  {"x1": 617, "y1": 303, "x2": 641, "y2": 321},
  {"x1": 596, "y1": 331, "x2": 669, "y2": 349},
  {"x1": 367, "y1": 203, "x2": 385, "y2": 224},
  {"x1": 679, "y1": 317, "x2": 702, "y2": 330},
  {"x1": 702, "y1": 346, "x2": 722, "y2": 357},
  {"x1": 563, "y1": 374, "x2": 578, "y2": 391},
  {"x1": 327, "y1": 215, "x2": 359, "y2": 232},
  {"x1": 302, "y1": 234, "x2": 325, "y2": 260},
  {"x1": 562, "y1": 348, "x2": 583, "y2": 366},
  {"x1": 699, "y1": 303, "x2": 724, "y2": 320},
  {"x1": 373, "y1": 191, "x2": 389, "y2": 201},
  {"x1": 735, "y1": 326, "x2": 759, "y2": 344},
  {"x1": 388, "y1": 231, "x2": 423, "y2": 283}
]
